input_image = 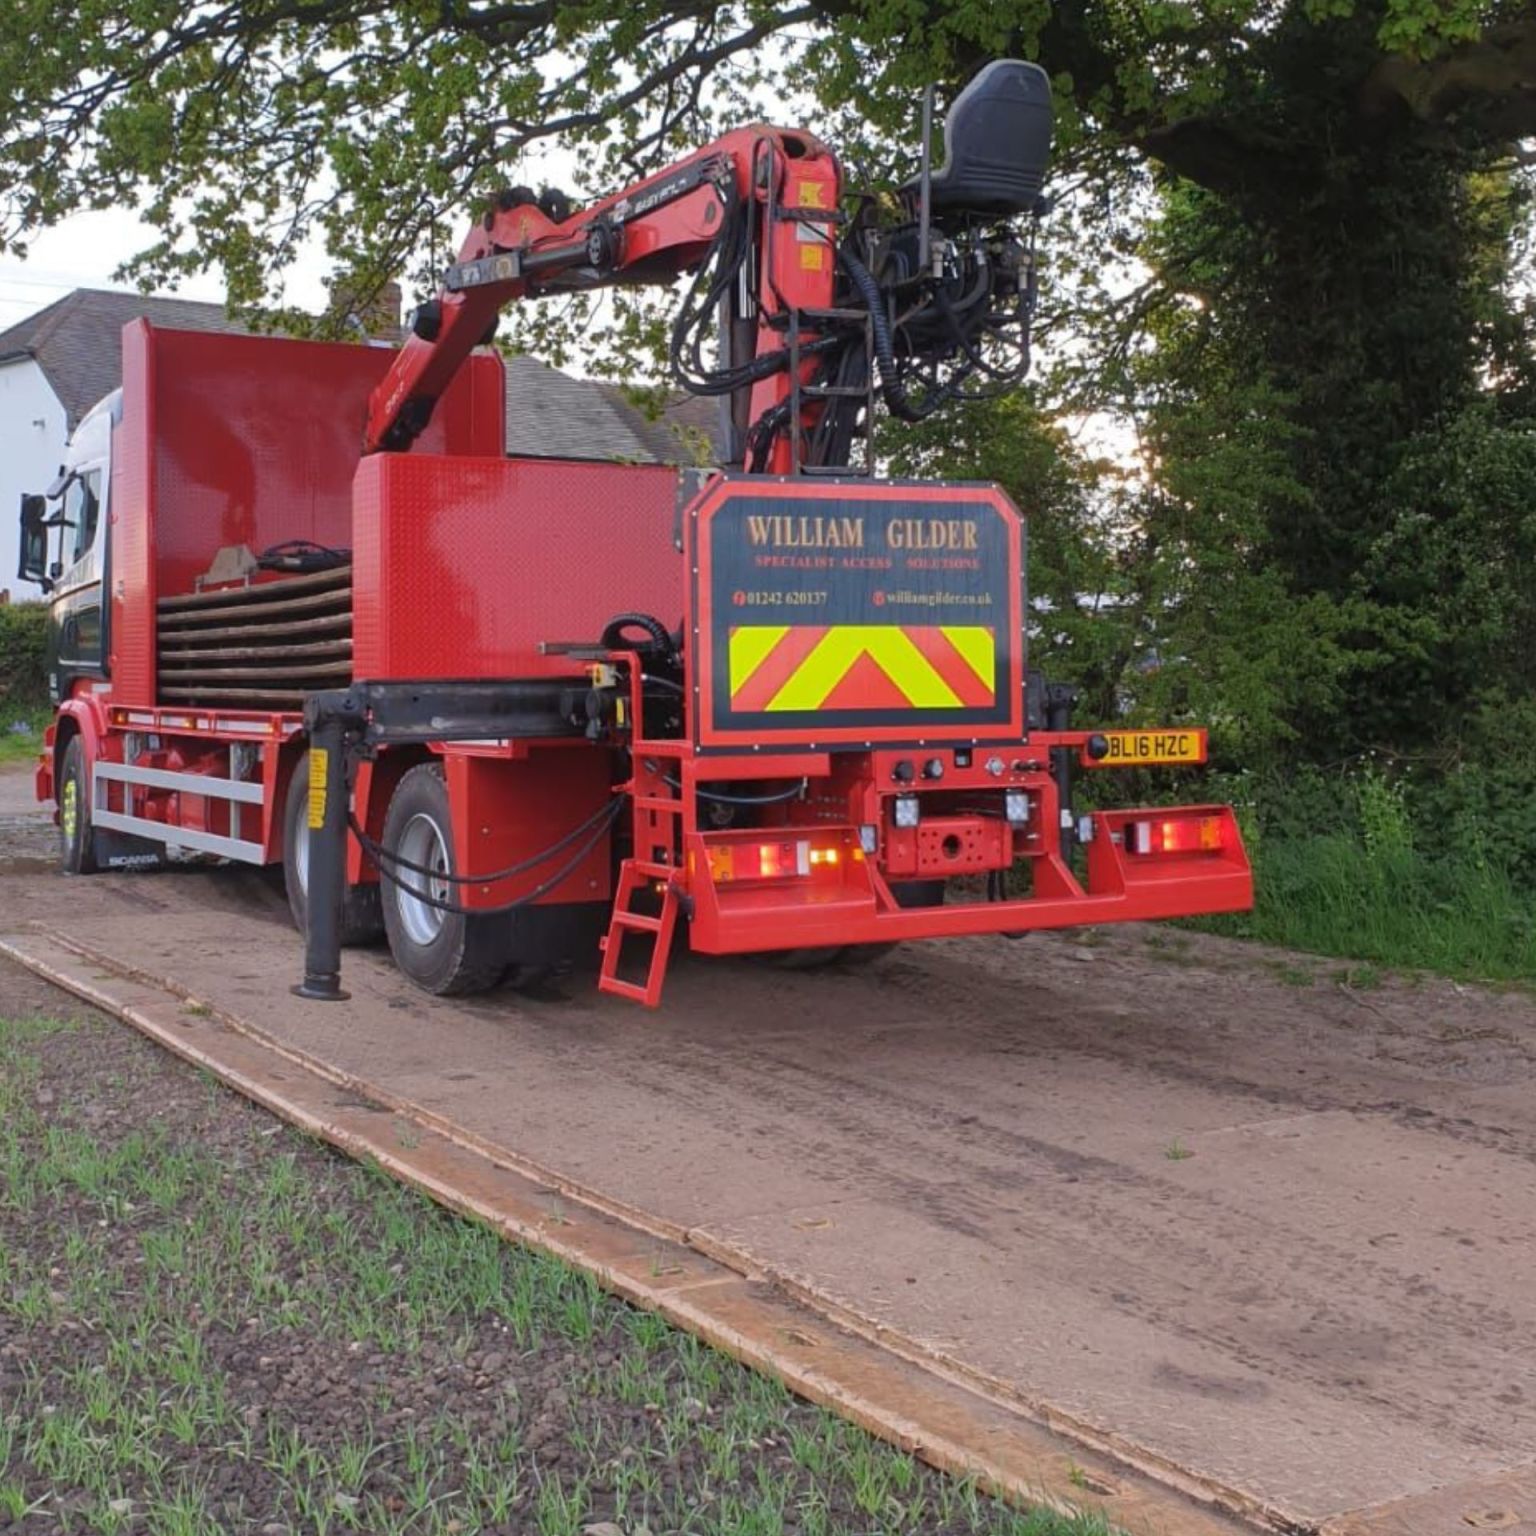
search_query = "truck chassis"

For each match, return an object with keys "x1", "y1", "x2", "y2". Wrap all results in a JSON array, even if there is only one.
[{"x1": 25, "y1": 64, "x2": 1252, "y2": 1005}]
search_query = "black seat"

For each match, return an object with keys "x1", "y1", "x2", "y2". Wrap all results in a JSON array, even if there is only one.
[{"x1": 903, "y1": 59, "x2": 1053, "y2": 219}]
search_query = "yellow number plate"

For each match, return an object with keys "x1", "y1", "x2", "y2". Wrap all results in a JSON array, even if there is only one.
[{"x1": 1087, "y1": 729, "x2": 1207, "y2": 767}]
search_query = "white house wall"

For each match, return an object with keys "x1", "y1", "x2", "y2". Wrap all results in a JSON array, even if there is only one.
[{"x1": 0, "y1": 358, "x2": 68, "y2": 597}]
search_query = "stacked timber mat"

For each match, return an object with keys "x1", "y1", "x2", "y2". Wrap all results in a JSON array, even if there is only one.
[{"x1": 156, "y1": 565, "x2": 352, "y2": 710}]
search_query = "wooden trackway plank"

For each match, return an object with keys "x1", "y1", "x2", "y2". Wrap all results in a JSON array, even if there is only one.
[
  {"x1": 154, "y1": 661, "x2": 352, "y2": 682},
  {"x1": 157, "y1": 588, "x2": 350, "y2": 627},
  {"x1": 159, "y1": 639, "x2": 353, "y2": 662},
  {"x1": 1, "y1": 925, "x2": 1256, "y2": 1536},
  {"x1": 155, "y1": 613, "x2": 351, "y2": 644},
  {"x1": 156, "y1": 687, "x2": 311, "y2": 706},
  {"x1": 157, "y1": 565, "x2": 352, "y2": 612},
  {"x1": 1319, "y1": 1464, "x2": 1536, "y2": 1535}
]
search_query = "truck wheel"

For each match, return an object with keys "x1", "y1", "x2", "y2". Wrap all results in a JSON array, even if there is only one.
[
  {"x1": 769, "y1": 944, "x2": 855, "y2": 970},
  {"x1": 58, "y1": 736, "x2": 100, "y2": 875},
  {"x1": 283, "y1": 754, "x2": 384, "y2": 946},
  {"x1": 378, "y1": 763, "x2": 505, "y2": 996},
  {"x1": 769, "y1": 879, "x2": 945, "y2": 970}
]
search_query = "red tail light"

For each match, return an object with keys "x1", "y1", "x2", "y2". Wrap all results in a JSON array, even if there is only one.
[
  {"x1": 1129, "y1": 816, "x2": 1225, "y2": 855},
  {"x1": 703, "y1": 838, "x2": 854, "y2": 883}
]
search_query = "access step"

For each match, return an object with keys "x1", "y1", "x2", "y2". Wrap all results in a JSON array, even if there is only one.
[{"x1": 597, "y1": 859, "x2": 681, "y2": 1008}]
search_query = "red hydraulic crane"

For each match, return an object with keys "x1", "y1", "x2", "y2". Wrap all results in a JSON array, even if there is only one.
[
  {"x1": 366, "y1": 127, "x2": 844, "y2": 471},
  {"x1": 367, "y1": 60, "x2": 1053, "y2": 477},
  {"x1": 23, "y1": 59, "x2": 1252, "y2": 1009}
]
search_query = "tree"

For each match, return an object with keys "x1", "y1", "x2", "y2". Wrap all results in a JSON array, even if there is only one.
[
  {"x1": 8, "y1": 2, "x2": 1536, "y2": 308},
  {"x1": 6, "y1": 0, "x2": 1534, "y2": 765}
]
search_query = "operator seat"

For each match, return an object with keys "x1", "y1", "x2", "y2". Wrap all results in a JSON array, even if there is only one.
[{"x1": 904, "y1": 59, "x2": 1053, "y2": 220}]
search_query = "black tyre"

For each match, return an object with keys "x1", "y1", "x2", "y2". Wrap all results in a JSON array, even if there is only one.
[
  {"x1": 768, "y1": 879, "x2": 946, "y2": 970},
  {"x1": 378, "y1": 763, "x2": 505, "y2": 996},
  {"x1": 767, "y1": 944, "x2": 849, "y2": 970},
  {"x1": 835, "y1": 941, "x2": 899, "y2": 969},
  {"x1": 57, "y1": 736, "x2": 100, "y2": 875},
  {"x1": 283, "y1": 754, "x2": 384, "y2": 946}
]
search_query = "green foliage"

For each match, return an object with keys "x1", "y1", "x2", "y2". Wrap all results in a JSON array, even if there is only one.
[
  {"x1": 3, "y1": 0, "x2": 1534, "y2": 968},
  {"x1": 4, "y1": 0, "x2": 1535, "y2": 327},
  {"x1": 1360, "y1": 405, "x2": 1536, "y2": 745},
  {"x1": 1401, "y1": 696, "x2": 1536, "y2": 888},
  {"x1": 1198, "y1": 765, "x2": 1536, "y2": 984},
  {"x1": 0, "y1": 603, "x2": 47, "y2": 714}
]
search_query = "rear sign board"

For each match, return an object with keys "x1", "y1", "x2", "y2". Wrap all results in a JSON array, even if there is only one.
[{"x1": 691, "y1": 480, "x2": 1024, "y2": 750}]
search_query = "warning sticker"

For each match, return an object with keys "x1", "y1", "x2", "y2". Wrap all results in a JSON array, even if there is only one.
[
  {"x1": 728, "y1": 625, "x2": 995, "y2": 712},
  {"x1": 307, "y1": 750, "x2": 328, "y2": 830}
]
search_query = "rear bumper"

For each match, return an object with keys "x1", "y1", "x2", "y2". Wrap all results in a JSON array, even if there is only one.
[{"x1": 684, "y1": 805, "x2": 1252, "y2": 954}]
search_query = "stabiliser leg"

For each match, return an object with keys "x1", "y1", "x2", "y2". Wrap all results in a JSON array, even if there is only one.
[
  {"x1": 293, "y1": 689, "x2": 364, "y2": 1002},
  {"x1": 1046, "y1": 681, "x2": 1079, "y2": 863}
]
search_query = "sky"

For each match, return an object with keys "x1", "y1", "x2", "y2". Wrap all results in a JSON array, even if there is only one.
[
  {"x1": 0, "y1": 162, "x2": 1142, "y2": 474},
  {"x1": 0, "y1": 207, "x2": 333, "y2": 333}
]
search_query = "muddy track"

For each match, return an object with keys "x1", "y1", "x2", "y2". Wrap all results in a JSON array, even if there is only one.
[{"x1": 3, "y1": 768, "x2": 1535, "y2": 1531}]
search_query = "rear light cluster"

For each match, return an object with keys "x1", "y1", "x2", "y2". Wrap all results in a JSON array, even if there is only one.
[
  {"x1": 1127, "y1": 816, "x2": 1225, "y2": 855},
  {"x1": 705, "y1": 838, "x2": 859, "y2": 884}
]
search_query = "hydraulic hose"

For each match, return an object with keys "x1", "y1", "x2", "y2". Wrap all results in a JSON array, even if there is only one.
[
  {"x1": 350, "y1": 797, "x2": 625, "y2": 918},
  {"x1": 600, "y1": 612, "x2": 676, "y2": 659},
  {"x1": 660, "y1": 774, "x2": 808, "y2": 806},
  {"x1": 838, "y1": 248, "x2": 954, "y2": 423},
  {"x1": 350, "y1": 795, "x2": 620, "y2": 887}
]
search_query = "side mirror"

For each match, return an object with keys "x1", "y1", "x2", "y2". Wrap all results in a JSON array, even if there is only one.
[{"x1": 17, "y1": 494, "x2": 52, "y2": 593}]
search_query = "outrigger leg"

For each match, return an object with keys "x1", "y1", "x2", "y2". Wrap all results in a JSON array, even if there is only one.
[{"x1": 292, "y1": 688, "x2": 363, "y2": 1002}]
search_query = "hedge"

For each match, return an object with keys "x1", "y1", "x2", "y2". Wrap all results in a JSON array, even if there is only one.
[{"x1": 0, "y1": 602, "x2": 49, "y2": 713}]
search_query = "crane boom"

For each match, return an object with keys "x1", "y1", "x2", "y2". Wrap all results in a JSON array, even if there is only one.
[
  {"x1": 367, "y1": 59, "x2": 1055, "y2": 476},
  {"x1": 365, "y1": 127, "x2": 840, "y2": 469}
]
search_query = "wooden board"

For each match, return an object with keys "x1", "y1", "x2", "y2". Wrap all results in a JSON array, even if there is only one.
[{"x1": 156, "y1": 564, "x2": 352, "y2": 613}]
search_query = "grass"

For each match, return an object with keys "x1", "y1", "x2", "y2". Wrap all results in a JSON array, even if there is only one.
[
  {"x1": 0, "y1": 1009, "x2": 1119, "y2": 1536},
  {"x1": 0, "y1": 703, "x2": 49, "y2": 768},
  {"x1": 0, "y1": 703, "x2": 49, "y2": 766},
  {"x1": 1195, "y1": 833, "x2": 1535, "y2": 988},
  {"x1": 1265, "y1": 960, "x2": 1315, "y2": 988}
]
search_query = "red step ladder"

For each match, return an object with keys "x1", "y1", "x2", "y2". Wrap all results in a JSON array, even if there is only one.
[
  {"x1": 598, "y1": 860, "x2": 680, "y2": 1006},
  {"x1": 598, "y1": 786, "x2": 684, "y2": 1006}
]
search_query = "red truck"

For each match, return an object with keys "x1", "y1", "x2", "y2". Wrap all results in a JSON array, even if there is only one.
[{"x1": 18, "y1": 61, "x2": 1252, "y2": 1005}]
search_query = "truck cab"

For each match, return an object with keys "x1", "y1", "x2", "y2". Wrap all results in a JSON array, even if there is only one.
[{"x1": 17, "y1": 390, "x2": 117, "y2": 701}]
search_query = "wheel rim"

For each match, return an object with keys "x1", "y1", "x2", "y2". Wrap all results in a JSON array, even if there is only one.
[
  {"x1": 61, "y1": 777, "x2": 78, "y2": 843},
  {"x1": 394, "y1": 812, "x2": 450, "y2": 947},
  {"x1": 293, "y1": 814, "x2": 309, "y2": 893}
]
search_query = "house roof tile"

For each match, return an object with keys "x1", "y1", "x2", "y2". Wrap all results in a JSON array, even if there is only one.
[{"x1": 0, "y1": 288, "x2": 726, "y2": 462}]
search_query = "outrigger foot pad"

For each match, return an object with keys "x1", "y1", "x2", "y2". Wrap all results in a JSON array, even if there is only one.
[{"x1": 291, "y1": 979, "x2": 351, "y2": 1002}]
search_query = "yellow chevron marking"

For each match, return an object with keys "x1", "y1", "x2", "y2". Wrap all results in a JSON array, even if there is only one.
[
  {"x1": 766, "y1": 627, "x2": 959, "y2": 712},
  {"x1": 942, "y1": 625, "x2": 994, "y2": 685},
  {"x1": 729, "y1": 625, "x2": 789, "y2": 694}
]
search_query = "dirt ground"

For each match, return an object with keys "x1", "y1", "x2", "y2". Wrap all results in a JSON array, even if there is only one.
[
  {"x1": 5, "y1": 763, "x2": 1536, "y2": 1533},
  {"x1": 0, "y1": 962, "x2": 1100, "y2": 1536}
]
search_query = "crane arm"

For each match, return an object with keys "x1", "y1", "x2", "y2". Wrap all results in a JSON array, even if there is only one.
[
  {"x1": 366, "y1": 60, "x2": 1054, "y2": 471},
  {"x1": 364, "y1": 127, "x2": 840, "y2": 458}
]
